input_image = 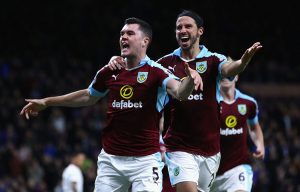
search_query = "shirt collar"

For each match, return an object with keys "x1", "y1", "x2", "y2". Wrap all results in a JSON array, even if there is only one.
[
  {"x1": 139, "y1": 55, "x2": 150, "y2": 66},
  {"x1": 219, "y1": 89, "x2": 241, "y2": 102},
  {"x1": 172, "y1": 45, "x2": 208, "y2": 60}
]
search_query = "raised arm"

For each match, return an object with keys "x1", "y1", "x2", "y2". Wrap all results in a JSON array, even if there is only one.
[
  {"x1": 248, "y1": 122, "x2": 265, "y2": 159},
  {"x1": 20, "y1": 89, "x2": 100, "y2": 119},
  {"x1": 221, "y1": 42, "x2": 262, "y2": 77},
  {"x1": 166, "y1": 63, "x2": 203, "y2": 100}
]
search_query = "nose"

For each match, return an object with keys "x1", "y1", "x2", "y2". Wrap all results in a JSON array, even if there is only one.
[
  {"x1": 120, "y1": 33, "x2": 128, "y2": 40},
  {"x1": 179, "y1": 27, "x2": 188, "y2": 34}
]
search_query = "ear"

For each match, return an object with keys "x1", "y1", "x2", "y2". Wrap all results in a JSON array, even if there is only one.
[
  {"x1": 198, "y1": 27, "x2": 204, "y2": 36},
  {"x1": 142, "y1": 37, "x2": 150, "y2": 48}
]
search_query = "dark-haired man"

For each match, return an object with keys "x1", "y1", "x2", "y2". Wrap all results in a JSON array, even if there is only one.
[
  {"x1": 20, "y1": 17, "x2": 201, "y2": 192},
  {"x1": 157, "y1": 10, "x2": 262, "y2": 192}
]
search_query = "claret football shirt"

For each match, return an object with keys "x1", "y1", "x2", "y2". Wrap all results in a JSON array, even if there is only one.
[
  {"x1": 89, "y1": 56, "x2": 177, "y2": 156},
  {"x1": 158, "y1": 45, "x2": 227, "y2": 156},
  {"x1": 217, "y1": 89, "x2": 258, "y2": 174}
]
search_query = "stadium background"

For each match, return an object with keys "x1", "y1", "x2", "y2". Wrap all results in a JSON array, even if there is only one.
[{"x1": 0, "y1": 0, "x2": 299, "y2": 191}]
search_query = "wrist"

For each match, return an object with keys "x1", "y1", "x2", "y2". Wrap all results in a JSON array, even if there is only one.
[{"x1": 42, "y1": 98, "x2": 49, "y2": 108}]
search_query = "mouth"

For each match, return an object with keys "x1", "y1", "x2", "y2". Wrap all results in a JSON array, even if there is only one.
[
  {"x1": 121, "y1": 42, "x2": 130, "y2": 51},
  {"x1": 121, "y1": 42, "x2": 130, "y2": 53},
  {"x1": 180, "y1": 36, "x2": 190, "y2": 43}
]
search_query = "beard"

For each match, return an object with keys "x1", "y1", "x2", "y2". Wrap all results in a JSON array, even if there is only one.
[{"x1": 178, "y1": 34, "x2": 199, "y2": 50}]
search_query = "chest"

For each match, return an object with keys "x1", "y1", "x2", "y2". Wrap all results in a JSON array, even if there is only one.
[
  {"x1": 162, "y1": 57, "x2": 218, "y2": 82},
  {"x1": 106, "y1": 69, "x2": 160, "y2": 100},
  {"x1": 220, "y1": 101, "x2": 250, "y2": 126}
]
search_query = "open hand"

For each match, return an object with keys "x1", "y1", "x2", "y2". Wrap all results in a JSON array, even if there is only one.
[
  {"x1": 184, "y1": 62, "x2": 203, "y2": 91},
  {"x1": 241, "y1": 42, "x2": 263, "y2": 65}
]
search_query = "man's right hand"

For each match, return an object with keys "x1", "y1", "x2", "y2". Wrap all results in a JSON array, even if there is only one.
[
  {"x1": 105, "y1": 56, "x2": 126, "y2": 70},
  {"x1": 20, "y1": 99, "x2": 47, "y2": 119}
]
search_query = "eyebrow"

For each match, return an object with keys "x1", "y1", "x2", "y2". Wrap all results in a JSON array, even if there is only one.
[{"x1": 120, "y1": 29, "x2": 135, "y2": 35}]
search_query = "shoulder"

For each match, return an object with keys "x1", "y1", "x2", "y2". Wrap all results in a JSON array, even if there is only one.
[
  {"x1": 147, "y1": 60, "x2": 169, "y2": 72},
  {"x1": 67, "y1": 164, "x2": 81, "y2": 172},
  {"x1": 157, "y1": 52, "x2": 174, "y2": 61},
  {"x1": 145, "y1": 60, "x2": 177, "y2": 80},
  {"x1": 97, "y1": 66, "x2": 114, "y2": 75},
  {"x1": 236, "y1": 89, "x2": 257, "y2": 105},
  {"x1": 156, "y1": 52, "x2": 177, "y2": 65},
  {"x1": 198, "y1": 45, "x2": 227, "y2": 61},
  {"x1": 206, "y1": 51, "x2": 226, "y2": 61}
]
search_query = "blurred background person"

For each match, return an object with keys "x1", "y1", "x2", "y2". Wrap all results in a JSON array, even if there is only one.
[
  {"x1": 211, "y1": 70, "x2": 264, "y2": 192},
  {"x1": 62, "y1": 152, "x2": 86, "y2": 192}
]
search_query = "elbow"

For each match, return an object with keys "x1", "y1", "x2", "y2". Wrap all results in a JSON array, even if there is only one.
[
  {"x1": 88, "y1": 97, "x2": 99, "y2": 106},
  {"x1": 176, "y1": 93, "x2": 190, "y2": 101}
]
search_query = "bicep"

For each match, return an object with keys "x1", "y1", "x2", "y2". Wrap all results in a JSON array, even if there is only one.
[
  {"x1": 166, "y1": 78, "x2": 180, "y2": 98},
  {"x1": 85, "y1": 88, "x2": 102, "y2": 105},
  {"x1": 220, "y1": 61, "x2": 231, "y2": 77}
]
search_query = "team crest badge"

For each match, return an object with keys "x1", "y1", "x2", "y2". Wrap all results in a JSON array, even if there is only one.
[
  {"x1": 137, "y1": 72, "x2": 148, "y2": 83},
  {"x1": 174, "y1": 167, "x2": 180, "y2": 176},
  {"x1": 196, "y1": 61, "x2": 207, "y2": 73},
  {"x1": 238, "y1": 104, "x2": 247, "y2": 115}
]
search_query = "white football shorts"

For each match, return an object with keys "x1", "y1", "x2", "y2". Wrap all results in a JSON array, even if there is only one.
[
  {"x1": 94, "y1": 149, "x2": 164, "y2": 192},
  {"x1": 165, "y1": 151, "x2": 221, "y2": 192},
  {"x1": 210, "y1": 164, "x2": 253, "y2": 192}
]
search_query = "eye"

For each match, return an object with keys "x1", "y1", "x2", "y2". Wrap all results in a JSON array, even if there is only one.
[
  {"x1": 176, "y1": 25, "x2": 182, "y2": 30},
  {"x1": 128, "y1": 31, "x2": 135, "y2": 36}
]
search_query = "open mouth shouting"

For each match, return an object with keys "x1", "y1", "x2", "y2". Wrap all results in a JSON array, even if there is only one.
[
  {"x1": 121, "y1": 41, "x2": 130, "y2": 55},
  {"x1": 179, "y1": 35, "x2": 190, "y2": 47}
]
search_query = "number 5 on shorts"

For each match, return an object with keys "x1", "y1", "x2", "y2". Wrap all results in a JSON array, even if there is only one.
[{"x1": 152, "y1": 167, "x2": 159, "y2": 183}]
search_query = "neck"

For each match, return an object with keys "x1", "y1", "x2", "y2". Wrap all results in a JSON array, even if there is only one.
[
  {"x1": 181, "y1": 39, "x2": 201, "y2": 60},
  {"x1": 72, "y1": 160, "x2": 80, "y2": 167},
  {"x1": 125, "y1": 54, "x2": 145, "y2": 69},
  {"x1": 221, "y1": 87, "x2": 235, "y2": 102},
  {"x1": 181, "y1": 44, "x2": 201, "y2": 60}
]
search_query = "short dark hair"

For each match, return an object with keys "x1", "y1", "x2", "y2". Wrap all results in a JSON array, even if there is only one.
[
  {"x1": 124, "y1": 17, "x2": 152, "y2": 42},
  {"x1": 177, "y1": 10, "x2": 204, "y2": 28}
]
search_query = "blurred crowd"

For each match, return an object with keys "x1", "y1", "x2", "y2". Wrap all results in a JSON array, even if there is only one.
[{"x1": 0, "y1": 0, "x2": 299, "y2": 191}]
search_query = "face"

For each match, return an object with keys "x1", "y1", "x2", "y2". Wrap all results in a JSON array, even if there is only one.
[
  {"x1": 220, "y1": 77, "x2": 237, "y2": 89},
  {"x1": 176, "y1": 16, "x2": 203, "y2": 50},
  {"x1": 75, "y1": 153, "x2": 86, "y2": 167},
  {"x1": 119, "y1": 24, "x2": 148, "y2": 58}
]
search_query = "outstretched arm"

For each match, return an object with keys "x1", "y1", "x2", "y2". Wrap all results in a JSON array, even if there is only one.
[
  {"x1": 167, "y1": 63, "x2": 203, "y2": 100},
  {"x1": 249, "y1": 122, "x2": 265, "y2": 159},
  {"x1": 221, "y1": 42, "x2": 262, "y2": 77},
  {"x1": 20, "y1": 89, "x2": 100, "y2": 119}
]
